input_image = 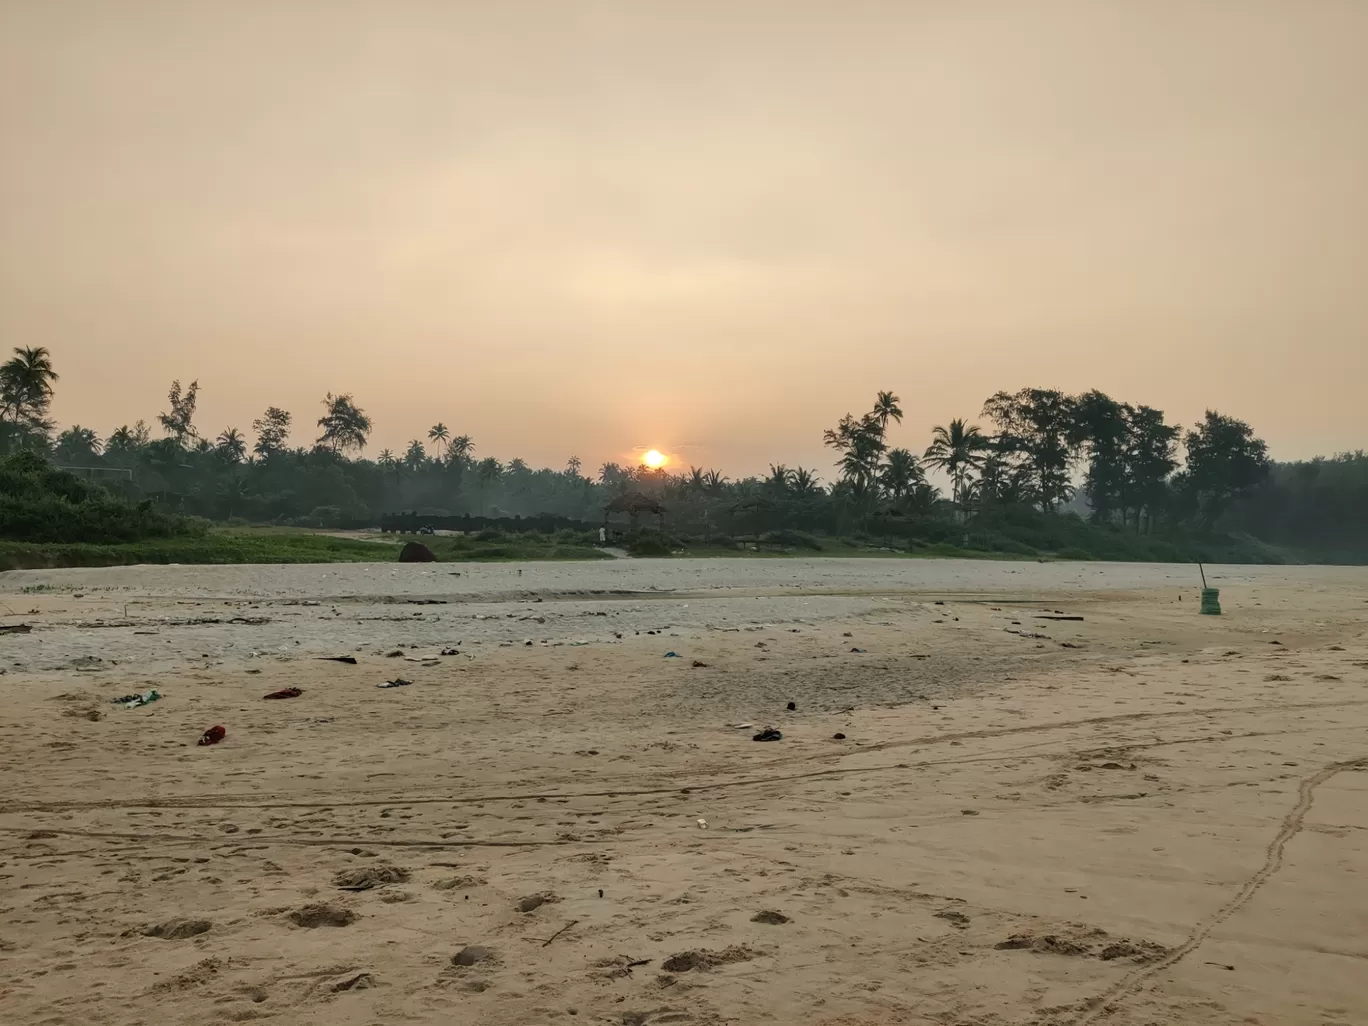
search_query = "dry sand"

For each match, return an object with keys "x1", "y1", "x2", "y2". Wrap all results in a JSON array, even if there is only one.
[{"x1": 1, "y1": 557, "x2": 1366, "y2": 1026}]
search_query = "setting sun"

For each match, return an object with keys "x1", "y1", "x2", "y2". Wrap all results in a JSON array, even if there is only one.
[{"x1": 642, "y1": 449, "x2": 666, "y2": 469}]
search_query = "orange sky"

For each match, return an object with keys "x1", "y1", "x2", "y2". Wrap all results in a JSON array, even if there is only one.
[{"x1": 2, "y1": 1, "x2": 1366, "y2": 477}]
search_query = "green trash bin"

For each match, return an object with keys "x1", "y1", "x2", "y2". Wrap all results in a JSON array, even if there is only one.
[{"x1": 1200, "y1": 587, "x2": 1221, "y2": 615}]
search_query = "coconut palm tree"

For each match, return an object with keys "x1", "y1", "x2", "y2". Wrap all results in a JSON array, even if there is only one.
[
  {"x1": 879, "y1": 447, "x2": 924, "y2": 499},
  {"x1": 873, "y1": 390, "x2": 903, "y2": 431},
  {"x1": 825, "y1": 412, "x2": 886, "y2": 490},
  {"x1": 215, "y1": 428, "x2": 247, "y2": 463},
  {"x1": 447, "y1": 434, "x2": 473, "y2": 463},
  {"x1": 766, "y1": 464, "x2": 793, "y2": 494},
  {"x1": 923, "y1": 418, "x2": 990, "y2": 507},
  {"x1": 566, "y1": 455, "x2": 582, "y2": 476},
  {"x1": 106, "y1": 426, "x2": 135, "y2": 452},
  {"x1": 428, "y1": 422, "x2": 449, "y2": 454},
  {"x1": 790, "y1": 467, "x2": 822, "y2": 496},
  {"x1": 0, "y1": 346, "x2": 59, "y2": 422},
  {"x1": 54, "y1": 425, "x2": 101, "y2": 463},
  {"x1": 403, "y1": 440, "x2": 427, "y2": 471},
  {"x1": 702, "y1": 469, "x2": 728, "y2": 495},
  {"x1": 377, "y1": 448, "x2": 396, "y2": 467}
]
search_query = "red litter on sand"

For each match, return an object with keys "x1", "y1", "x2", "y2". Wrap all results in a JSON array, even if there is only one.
[{"x1": 198, "y1": 725, "x2": 226, "y2": 746}]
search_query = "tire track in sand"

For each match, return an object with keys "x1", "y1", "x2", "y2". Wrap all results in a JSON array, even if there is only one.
[
  {"x1": 5, "y1": 698, "x2": 1366, "y2": 815},
  {"x1": 1069, "y1": 756, "x2": 1368, "y2": 1025}
]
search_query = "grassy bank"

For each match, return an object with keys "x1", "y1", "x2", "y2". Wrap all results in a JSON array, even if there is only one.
[
  {"x1": 0, "y1": 527, "x2": 610, "y2": 570},
  {"x1": 619, "y1": 516, "x2": 1293, "y2": 564},
  {"x1": 0, "y1": 522, "x2": 1294, "y2": 572}
]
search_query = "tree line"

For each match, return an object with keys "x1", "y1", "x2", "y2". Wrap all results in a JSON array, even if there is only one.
[{"x1": 2, "y1": 346, "x2": 1364, "y2": 560}]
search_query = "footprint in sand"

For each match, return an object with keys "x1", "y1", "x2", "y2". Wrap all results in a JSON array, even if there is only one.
[{"x1": 286, "y1": 903, "x2": 357, "y2": 928}]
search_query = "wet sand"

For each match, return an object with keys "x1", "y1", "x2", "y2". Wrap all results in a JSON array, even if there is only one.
[{"x1": 1, "y1": 558, "x2": 1366, "y2": 1026}]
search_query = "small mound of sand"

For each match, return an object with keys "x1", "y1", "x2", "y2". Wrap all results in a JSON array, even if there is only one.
[
  {"x1": 1099, "y1": 940, "x2": 1169, "y2": 963},
  {"x1": 517, "y1": 892, "x2": 558, "y2": 913},
  {"x1": 750, "y1": 910, "x2": 790, "y2": 925},
  {"x1": 433, "y1": 875, "x2": 485, "y2": 891},
  {"x1": 330, "y1": 971, "x2": 375, "y2": 992},
  {"x1": 153, "y1": 957, "x2": 222, "y2": 990},
  {"x1": 451, "y1": 945, "x2": 496, "y2": 967},
  {"x1": 994, "y1": 933, "x2": 1090, "y2": 955},
  {"x1": 661, "y1": 945, "x2": 757, "y2": 972},
  {"x1": 142, "y1": 918, "x2": 212, "y2": 940},
  {"x1": 333, "y1": 865, "x2": 409, "y2": 891},
  {"x1": 287, "y1": 903, "x2": 357, "y2": 928}
]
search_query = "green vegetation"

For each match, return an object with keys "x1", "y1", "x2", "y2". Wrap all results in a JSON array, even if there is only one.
[
  {"x1": 0, "y1": 526, "x2": 609, "y2": 570},
  {"x1": 0, "y1": 449, "x2": 202, "y2": 544},
  {"x1": 1, "y1": 346, "x2": 1364, "y2": 566}
]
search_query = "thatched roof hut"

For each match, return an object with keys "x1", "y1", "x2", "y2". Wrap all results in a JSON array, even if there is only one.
[{"x1": 603, "y1": 491, "x2": 666, "y2": 527}]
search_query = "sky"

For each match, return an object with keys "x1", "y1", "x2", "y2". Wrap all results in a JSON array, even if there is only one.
[{"x1": 2, "y1": 1, "x2": 1366, "y2": 478}]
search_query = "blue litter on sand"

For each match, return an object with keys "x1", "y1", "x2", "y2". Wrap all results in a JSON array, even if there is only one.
[
  {"x1": 850, "y1": 647, "x2": 866, "y2": 653},
  {"x1": 664, "y1": 651, "x2": 679, "y2": 658}
]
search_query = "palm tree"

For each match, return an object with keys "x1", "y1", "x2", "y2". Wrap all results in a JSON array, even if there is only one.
[
  {"x1": 702, "y1": 469, "x2": 728, "y2": 495},
  {"x1": 376, "y1": 448, "x2": 404, "y2": 483},
  {"x1": 873, "y1": 390, "x2": 903, "y2": 431},
  {"x1": 766, "y1": 464, "x2": 793, "y2": 494},
  {"x1": 476, "y1": 457, "x2": 503, "y2": 482},
  {"x1": 880, "y1": 448, "x2": 924, "y2": 500},
  {"x1": 790, "y1": 467, "x2": 822, "y2": 496},
  {"x1": 447, "y1": 434, "x2": 473, "y2": 463},
  {"x1": 54, "y1": 425, "x2": 101, "y2": 463},
  {"x1": 825, "y1": 411, "x2": 886, "y2": 490},
  {"x1": 923, "y1": 418, "x2": 990, "y2": 508},
  {"x1": 106, "y1": 425, "x2": 137, "y2": 453},
  {"x1": 0, "y1": 346, "x2": 59, "y2": 426},
  {"x1": 403, "y1": 439, "x2": 427, "y2": 471},
  {"x1": 599, "y1": 462, "x2": 628, "y2": 489},
  {"x1": 565, "y1": 455, "x2": 582, "y2": 476},
  {"x1": 216, "y1": 428, "x2": 247, "y2": 463},
  {"x1": 428, "y1": 422, "x2": 449, "y2": 454},
  {"x1": 906, "y1": 480, "x2": 943, "y2": 515}
]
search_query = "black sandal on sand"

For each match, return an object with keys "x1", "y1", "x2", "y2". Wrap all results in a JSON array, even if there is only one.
[{"x1": 752, "y1": 728, "x2": 783, "y2": 742}]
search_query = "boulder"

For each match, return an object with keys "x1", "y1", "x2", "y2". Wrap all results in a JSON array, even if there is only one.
[{"x1": 399, "y1": 541, "x2": 436, "y2": 563}]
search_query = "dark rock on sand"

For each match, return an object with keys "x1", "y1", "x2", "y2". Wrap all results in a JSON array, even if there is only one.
[
  {"x1": 751, "y1": 910, "x2": 790, "y2": 925},
  {"x1": 399, "y1": 541, "x2": 437, "y2": 563},
  {"x1": 452, "y1": 945, "x2": 496, "y2": 967}
]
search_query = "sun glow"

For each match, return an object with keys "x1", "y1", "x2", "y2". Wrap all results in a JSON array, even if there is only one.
[{"x1": 642, "y1": 449, "x2": 666, "y2": 469}]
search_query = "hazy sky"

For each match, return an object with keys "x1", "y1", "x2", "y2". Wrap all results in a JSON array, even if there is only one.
[{"x1": 3, "y1": 1, "x2": 1366, "y2": 477}]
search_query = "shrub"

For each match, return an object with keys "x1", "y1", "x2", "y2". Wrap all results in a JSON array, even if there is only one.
[
  {"x1": 624, "y1": 528, "x2": 682, "y2": 557},
  {"x1": 0, "y1": 451, "x2": 199, "y2": 544},
  {"x1": 760, "y1": 529, "x2": 824, "y2": 550},
  {"x1": 1055, "y1": 546, "x2": 1094, "y2": 561}
]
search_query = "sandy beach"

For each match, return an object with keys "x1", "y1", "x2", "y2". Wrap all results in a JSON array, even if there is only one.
[{"x1": 1, "y1": 557, "x2": 1365, "y2": 1026}]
